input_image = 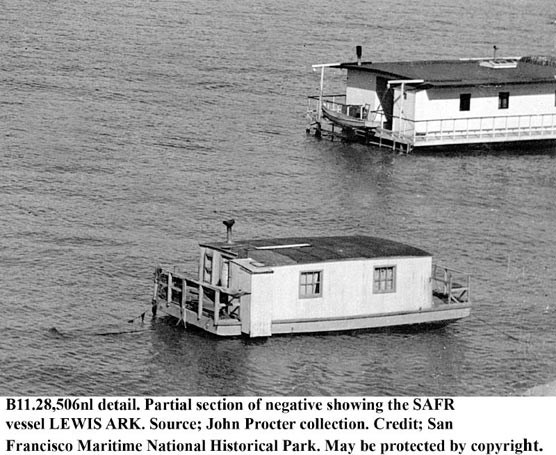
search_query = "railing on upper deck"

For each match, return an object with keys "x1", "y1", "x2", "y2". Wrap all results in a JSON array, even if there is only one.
[
  {"x1": 432, "y1": 265, "x2": 471, "y2": 305},
  {"x1": 153, "y1": 267, "x2": 247, "y2": 325}
]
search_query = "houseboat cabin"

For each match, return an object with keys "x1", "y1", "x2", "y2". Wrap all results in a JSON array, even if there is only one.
[
  {"x1": 152, "y1": 224, "x2": 471, "y2": 337},
  {"x1": 308, "y1": 49, "x2": 556, "y2": 152}
]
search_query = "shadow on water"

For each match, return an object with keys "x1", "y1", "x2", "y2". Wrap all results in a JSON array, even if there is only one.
[
  {"x1": 412, "y1": 141, "x2": 556, "y2": 157},
  {"x1": 147, "y1": 316, "x2": 472, "y2": 395}
]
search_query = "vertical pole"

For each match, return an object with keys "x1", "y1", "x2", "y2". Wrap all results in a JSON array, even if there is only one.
[
  {"x1": 152, "y1": 268, "x2": 160, "y2": 317},
  {"x1": 198, "y1": 285, "x2": 204, "y2": 320},
  {"x1": 152, "y1": 268, "x2": 159, "y2": 303},
  {"x1": 318, "y1": 65, "x2": 325, "y2": 121},
  {"x1": 400, "y1": 82, "x2": 405, "y2": 139},
  {"x1": 181, "y1": 277, "x2": 187, "y2": 325},
  {"x1": 214, "y1": 289, "x2": 221, "y2": 325},
  {"x1": 467, "y1": 275, "x2": 471, "y2": 304},
  {"x1": 167, "y1": 272, "x2": 172, "y2": 305}
]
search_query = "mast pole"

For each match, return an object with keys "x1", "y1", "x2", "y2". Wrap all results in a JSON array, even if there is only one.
[{"x1": 319, "y1": 65, "x2": 325, "y2": 121}]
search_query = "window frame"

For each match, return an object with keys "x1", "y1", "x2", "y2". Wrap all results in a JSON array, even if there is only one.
[
  {"x1": 373, "y1": 265, "x2": 397, "y2": 294},
  {"x1": 299, "y1": 270, "x2": 323, "y2": 299},
  {"x1": 498, "y1": 91, "x2": 510, "y2": 109},
  {"x1": 459, "y1": 93, "x2": 471, "y2": 111}
]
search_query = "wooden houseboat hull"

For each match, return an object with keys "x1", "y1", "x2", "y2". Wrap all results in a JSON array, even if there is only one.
[
  {"x1": 153, "y1": 297, "x2": 470, "y2": 337},
  {"x1": 151, "y1": 231, "x2": 472, "y2": 338},
  {"x1": 270, "y1": 302, "x2": 470, "y2": 335}
]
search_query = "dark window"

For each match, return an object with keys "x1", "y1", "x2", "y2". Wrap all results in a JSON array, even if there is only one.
[
  {"x1": 459, "y1": 93, "x2": 471, "y2": 111},
  {"x1": 373, "y1": 266, "x2": 396, "y2": 293},
  {"x1": 299, "y1": 271, "x2": 322, "y2": 298},
  {"x1": 498, "y1": 92, "x2": 509, "y2": 109}
]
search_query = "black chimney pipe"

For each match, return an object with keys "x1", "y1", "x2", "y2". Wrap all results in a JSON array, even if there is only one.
[
  {"x1": 356, "y1": 45, "x2": 362, "y2": 65},
  {"x1": 223, "y1": 219, "x2": 235, "y2": 244}
]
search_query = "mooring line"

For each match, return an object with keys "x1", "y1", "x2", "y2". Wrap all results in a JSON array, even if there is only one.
[
  {"x1": 48, "y1": 311, "x2": 151, "y2": 338},
  {"x1": 127, "y1": 311, "x2": 147, "y2": 324},
  {"x1": 472, "y1": 314, "x2": 524, "y2": 342},
  {"x1": 94, "y1": 328, "x2": 149, "y2": 336}
]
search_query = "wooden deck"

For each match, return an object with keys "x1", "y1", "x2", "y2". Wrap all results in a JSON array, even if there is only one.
[
  {"x1": 432, "y1": 265, "x2": 470, "y2": 306},
  {"x1": 152, "y1": 267, "x2": 248, "y2": 326}
]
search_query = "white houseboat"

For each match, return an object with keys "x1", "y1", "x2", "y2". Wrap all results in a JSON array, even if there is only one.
[
  {"x1": 307, "y1": 47, "x2": 556, "y2": 152},
  {"x1": 151, "y1": 221, "x2": 471, "y2": 337}
]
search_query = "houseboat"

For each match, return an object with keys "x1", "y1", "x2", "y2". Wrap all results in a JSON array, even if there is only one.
[
  {"x1": 151, "y1": 221, "x2": 471, "y2": 337},
  {"x1": 307, "y1": 47, "x2": 556, "y2": 152}
]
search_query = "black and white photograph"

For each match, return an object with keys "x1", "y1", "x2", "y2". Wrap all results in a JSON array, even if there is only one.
[{"x1": 2, "y1": 0, "x2": 556, "y2": 401}]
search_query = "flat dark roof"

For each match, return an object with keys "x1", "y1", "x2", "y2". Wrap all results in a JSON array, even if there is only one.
[
  {"x1": 339, "y1": 57, "x2": 556, "y2": 88},
  {"x1": 202, "y1": 235, "x2": 430, "y2": 267}
]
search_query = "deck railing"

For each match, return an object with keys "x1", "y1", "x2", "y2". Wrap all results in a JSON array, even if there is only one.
[
  {"x1": 308, "y1": 95, "x2": 556, "y2": 146},
  {"x1": 432, "y1": 265, "x2": 470, "y2": 305},
  {"x1": 409, "y1": 113, "x2": 556, "y2": 145},
  {"x1": 153, "y1": 267, "x2": 246, "y2": 325}
]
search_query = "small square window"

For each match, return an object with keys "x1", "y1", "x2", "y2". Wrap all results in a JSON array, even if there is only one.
[
  {"x1": 498, "y1": 92, "x2": 509, "y2": 109},
  {"x1": 459, "y1": 93, "x2": 471, "y2": 111},
  {"x1": 373, "y1": 266, "x2": 396, "y2": 293},
  {"x1": 299, "y1": 271, "x2": 322, "y2": 298}
]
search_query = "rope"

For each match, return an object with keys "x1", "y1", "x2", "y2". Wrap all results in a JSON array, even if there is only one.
[
  {"x1": 94, "y1": 329, "x2": 149, "y2": 336},
  {"x1": 127, "y1": 311, "x2": 146, "y2": 324},
  {"x1": 472, "y1": 314, "x2": 524, "y2": 342},
  {"x1": 48, "y1": 311, "x2": 150, "y2": 338}
]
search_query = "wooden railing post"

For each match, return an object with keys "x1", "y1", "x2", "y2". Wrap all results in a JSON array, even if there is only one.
[
  {"x1": 467, "y1": 275, "x2": 471, "y2": 304},
  {"x1": 447, "y1": 273, "x2": 453, "y2": 304},
  {"x1": 214, "y1": 289, "x2": 221, "y2": 325},
  {"x1": 152, "y1": 268, "x2": 160, "y2": 303},
  {"x1": 181, "y1": 277, "x2": 187, "y2": 325},
  {"x1": 198, "y1": 285, "x2": 204, "y2": 320},
  {"x1": 167, "y1": 272, "x2": 172, "y2": 305}
]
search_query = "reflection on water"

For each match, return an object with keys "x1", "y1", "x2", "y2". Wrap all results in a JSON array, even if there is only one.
[{"x1": 146, "y1": 320, "x2": 492, "y2": 396}]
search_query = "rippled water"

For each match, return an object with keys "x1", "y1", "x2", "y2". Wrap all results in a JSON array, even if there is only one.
[{"x1": 1, "y1": 0, "x2": 556, "y2": 396}]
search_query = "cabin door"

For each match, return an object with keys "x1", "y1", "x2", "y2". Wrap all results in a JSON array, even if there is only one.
[{"x1": 376, "y1": 77, "x2": 394, "y2": 130}]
